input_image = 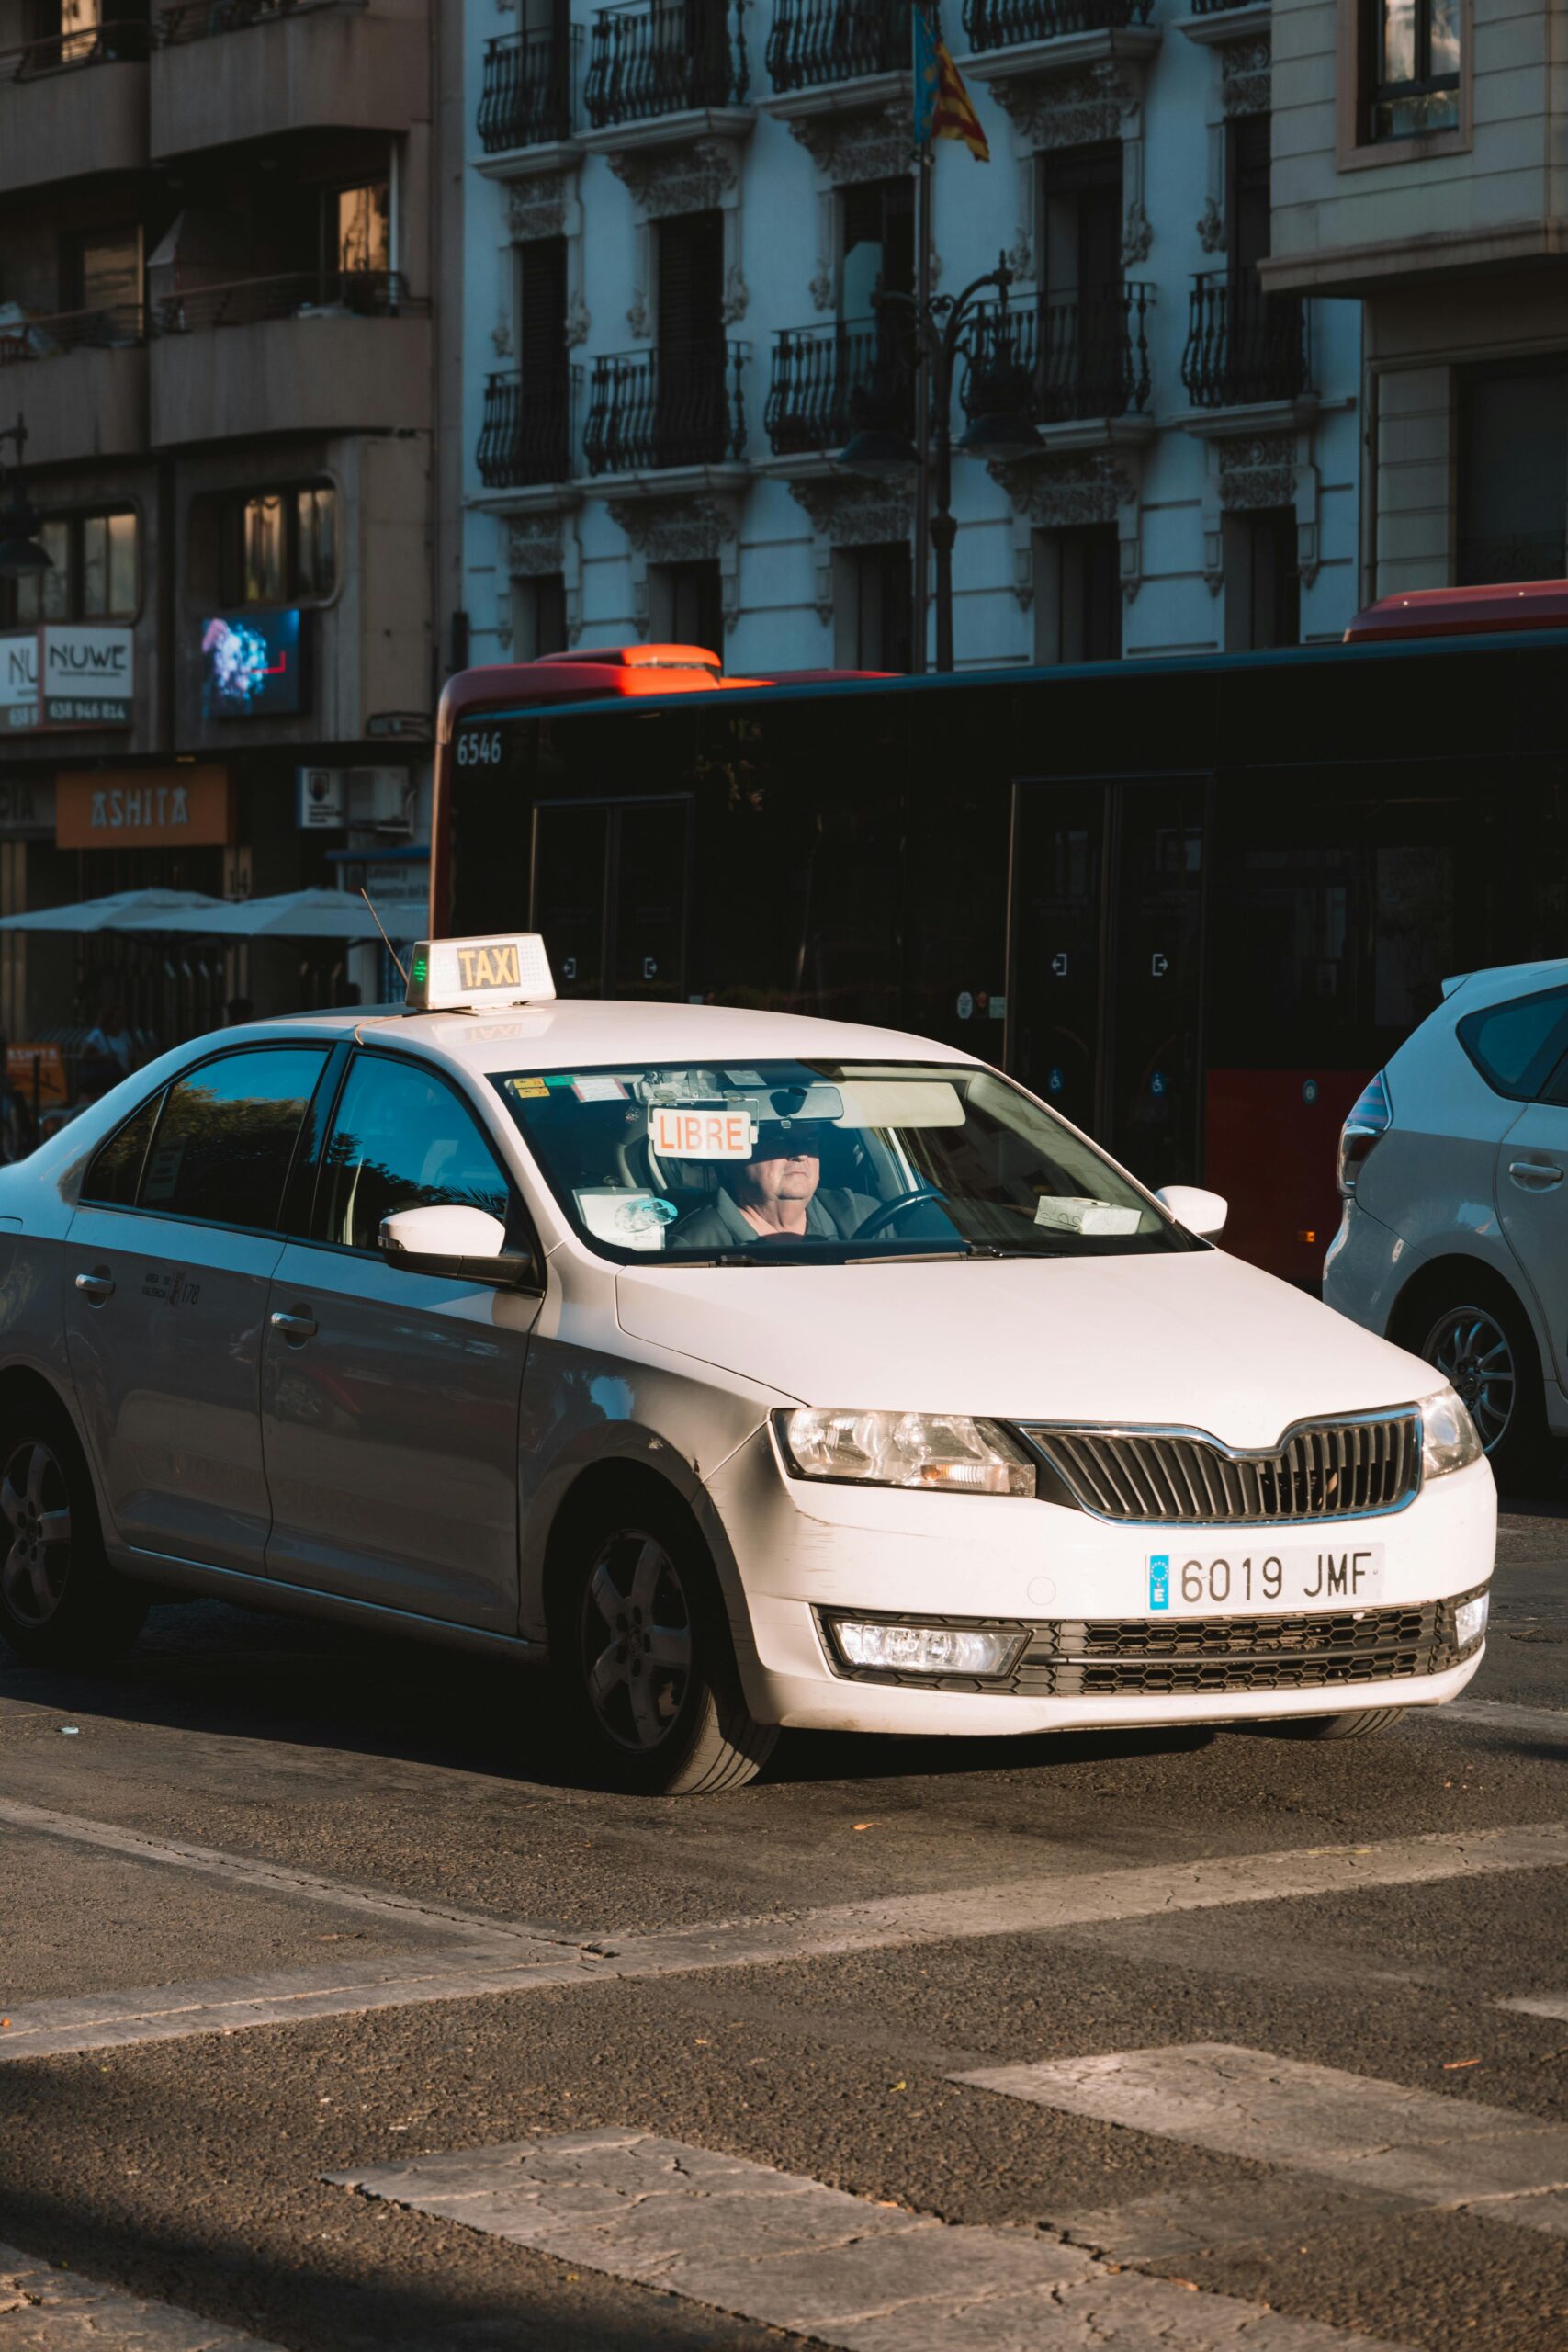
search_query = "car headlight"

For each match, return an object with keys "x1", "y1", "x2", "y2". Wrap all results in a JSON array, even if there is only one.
[
  {"x1": 775, "y1": 1408, "x2": 1036, "y2": 1497},
  {"x1": 821, "y1": 1613, "x2": 1029, "y2": 1679},
  {"x1": 1420, "y1": 1385, "x2": 1485, "y2": 1479}
]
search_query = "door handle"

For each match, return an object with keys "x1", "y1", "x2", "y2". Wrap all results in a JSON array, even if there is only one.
[
  {"x1": 270, "y1": 1307, "x2": 318, "y2": 1342},
  {"x1": 73, "y1": 1269, "x2": 115, "y2": 1303},
  {"x1": 1508, "y1": 1159, "x2": 1565, "y2": 1189}
]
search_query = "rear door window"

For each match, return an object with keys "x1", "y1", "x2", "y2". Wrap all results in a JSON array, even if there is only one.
[
  {"x1": 1457, "y1": 988, "x2": 1568, "y2": 1101},
  {"x1": 139, "y1": 1047, "x2": 331, "y2": 1231}
]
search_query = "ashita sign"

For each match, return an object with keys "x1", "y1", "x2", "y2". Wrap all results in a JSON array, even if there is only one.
[
  {"x1": 56, "y1": 767, "x2": 234, "y2": 851},
  {"x1": 0, "y1": 628, "x2": 134, "y2": 730}
]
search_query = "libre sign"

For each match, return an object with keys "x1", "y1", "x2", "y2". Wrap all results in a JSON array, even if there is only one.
[{"x1": 0, "y1": 628, "x2": 134, "y2": 730}]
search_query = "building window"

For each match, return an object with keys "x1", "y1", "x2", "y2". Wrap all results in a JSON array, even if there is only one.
[
  {"x1": 335, "y1": 181, "x2": 391, "y2": 277},
  {"x1": 1364, "y1": 0, "x2": 1461, "y2": 141},
  {"x1": 513, "y1": 572, "x2": 568, "y2": 660},
  {"x1": 1457, "y1": 358, "x2": 1568, "y2": 585},
  {"x1": 649, "y1": 559, "x2": 722, "y2": 651},
  {"x1": 1224, "y1": 508, "x2": 1300, "y2": 651},
  {"x1": 838, "y1": 542, "x2": 911, "y2": 673},
  {"x1": 58, "y1": 222, "x2": 141, "y2": 322},
  {"x1": 3, "y1": 508, "x2": 138, "y2": 626},
  {"x1": 1033, "y1": 525, "x2": 1122, "y2": 664},
  {"x1": 217, "y1": 484, "x2": 338, "y2": 607}
]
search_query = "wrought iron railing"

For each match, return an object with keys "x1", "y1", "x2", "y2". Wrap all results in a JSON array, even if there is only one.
[
  {"x1": 477, "y1": 368, "x2": 581, "y2": 487},
  {"x1": 0, "y1": 303, "x2": 146, "y2": 363},
  {"x1": 766, "y1": 0, "x2": 908, "y2": 90},
  {"x1": 764, "y1": 318, "x2": 911, "y2": 453},
  {"x1": 584, "y1": 341, "x2": 747, "y2": 473},
  {"x1": 157, "y1": 0, "x2": 363, "y2": 41},
  {"x1": 962, "y1": 283, "x2": 1154, "y2": 427},
  {"x1": 0, "y1": 21, "x2": 151, "y2": 77},
  {"x1": 584, "y1": 0, "x2": 747, "y2": 125},
  {"x1": 1190, "y1": 0, "x2": 1258, "y2": 13},
  {"x1": 478, "y1": 24, "x2": 580, "y2": 150},
  {"x1": 151, "y1": 270, "x2": 421, "y2": 332},
  {"x1": 962, "y1": 0, "x2": 1150, "y2": 48},
  {"x1": 1180, "y1": 272, "x2": 1309, "y2": 409}
]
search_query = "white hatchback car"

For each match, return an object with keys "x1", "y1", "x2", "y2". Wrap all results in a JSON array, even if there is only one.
[
  {"x1": 1326, "y1": 955, "x2": 1568, "y2": 1486},
  {"x1": 0, "y1": 934, "x2": 1494, "y2": 1792}
]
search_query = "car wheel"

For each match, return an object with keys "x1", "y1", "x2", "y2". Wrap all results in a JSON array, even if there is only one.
[
  {"x1": 551, "y1": 1491, "x2": 777, "y2": 1796},
  {"x1": 0, "y1": 1403, "x2": 146, "y2": 1666},
  {"x1": 1251, "y1": 1707, "x2": 1406, "y2": 1740},
  {"x1": 1417, "y1": 1282, "x2": 1545, "y2": 1486}
]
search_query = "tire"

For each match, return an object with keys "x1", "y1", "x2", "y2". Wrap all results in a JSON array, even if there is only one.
[
  {"x1": 1251, "y1": 1707, "x2": 1405, "y2": 1741},
  {"x1": 1413, "y1": 1275, "x2": 1546, "y2": 1490},
  {"x1": 547, "y1": 1483, "x2": 778, "y2": 1796},
  {"x1": 0, "y1": 1397, "x2": 146, "y2": 1667}
]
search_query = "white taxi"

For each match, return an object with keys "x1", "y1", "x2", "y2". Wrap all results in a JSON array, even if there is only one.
[{"x1": 0, "y1": 935, "x2": 1494, "y2": 1793}]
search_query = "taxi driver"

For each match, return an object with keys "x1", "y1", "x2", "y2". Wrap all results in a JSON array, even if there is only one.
[{"x1": 674, "y1": 1120, "x2": 870, "y2": 1248}]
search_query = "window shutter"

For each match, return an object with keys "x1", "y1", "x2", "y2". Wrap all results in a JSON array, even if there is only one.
[
  {"x1": 657, "y1": 210, "x2": 723, "y2": 350},
  {"x1": 519, "y1": 237, "x2": 568, "y2": 394}
]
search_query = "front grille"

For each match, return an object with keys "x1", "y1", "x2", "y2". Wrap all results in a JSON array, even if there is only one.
[
  {"x1": 1024, "y1": 1414, "x2": 1420, "y2": 1524},
  {"x1": 1013, "y1": 1600, "x2": 1449, "y2": 1698}
]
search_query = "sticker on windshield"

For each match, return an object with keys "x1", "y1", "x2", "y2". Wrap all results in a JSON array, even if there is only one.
[
  {"x1": 575, "y1": 1189, "x2": 679, "y2": 1251},
  {"x1": 572, "y1": 1075, "x2": 628, "y2": 1103},
  {"x1": 507, "y1": 1076, "x2": 550, "y2": 1100},
  {"x1": 1148, "y1": 1555, "x2": 1170, "y2": 1611},
  {"x1": 1035, "y1": 1195, "x2": 1143, "y2": 1237},
  {"x1": 651, "y1": 1102, "x2": 754, "y2": 1159}
]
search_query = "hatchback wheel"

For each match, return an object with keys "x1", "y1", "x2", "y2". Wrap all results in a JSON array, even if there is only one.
[
  {"x1": 0, "y1": 1405, "x2": 145, "y2": 1666},
  {"x1": 553, "y1": 1494, "x2": 776, "y2": 1795},
  {"x1": 1416, "y1": 1280, "x2": 1544, "y2": 1487}
]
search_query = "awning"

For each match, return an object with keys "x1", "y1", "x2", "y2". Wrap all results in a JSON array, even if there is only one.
[
  {"x1": 0, "y1": 888, "x2": 225, "y2": 934},
  {"x1": 0, "y1": 888, "x2": 423, "y2": 942}
]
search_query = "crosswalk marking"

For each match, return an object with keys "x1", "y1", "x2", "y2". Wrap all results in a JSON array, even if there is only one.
[
  {"x1": 953, "y1": 2044, "x2": 1568, "y2": 2238},
  {"x1": 6, "y1": 1815, "x2": 1568, "y2": 2062},
  {"x1": 333, "y1": 2129, "x2": 1414, "y2": 2350},
  {"x1": 1500, "y1": 1993, "x2": 1568, "y2": 2024},
  {"x1": 0, "y1": 2240, "x2": 283, "y2": 2350}
]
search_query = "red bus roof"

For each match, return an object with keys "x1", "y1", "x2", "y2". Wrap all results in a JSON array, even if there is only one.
[
  {"x1": 1344, "y1": 580, "x2": 1568, "y2": 643},
  {"x1": 436, "y1": 648, "x2": 898, "y2": 738}
]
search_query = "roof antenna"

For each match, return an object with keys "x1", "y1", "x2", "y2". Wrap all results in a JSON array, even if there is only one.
[{"x1": 359, "y1": 888, "x2": 410, "y2": 989}]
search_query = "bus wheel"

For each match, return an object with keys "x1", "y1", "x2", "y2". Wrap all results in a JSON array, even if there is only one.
[{"x1": 551, "y1": 1488, "x2": 776, "y2": 1796}]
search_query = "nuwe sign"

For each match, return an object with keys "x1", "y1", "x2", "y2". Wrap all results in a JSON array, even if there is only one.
[{"x1": 0, "y1": 628, "x2": 134, "y2": 729}]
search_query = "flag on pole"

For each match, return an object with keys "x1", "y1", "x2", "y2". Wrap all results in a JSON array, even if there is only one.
[{"x1": 912, "y1": 7, "x2": 991, "y2": 162}]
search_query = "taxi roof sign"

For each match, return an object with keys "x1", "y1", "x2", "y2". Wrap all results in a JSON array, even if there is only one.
[{"x1": 406, "y1": 933, "x2": 556, "y2": 1013}]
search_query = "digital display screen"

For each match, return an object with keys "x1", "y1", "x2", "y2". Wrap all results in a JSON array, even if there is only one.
[{"x1": 201, "y1": 609, "x2": 304, "y2": 719}]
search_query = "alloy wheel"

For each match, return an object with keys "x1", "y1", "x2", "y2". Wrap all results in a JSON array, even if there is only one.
[
  {"x1": 1422, "y1": 1305, "x2": 1516, "y2": 1454},
  {"x1": 578, "y1": 1527, "x2": 694, "y2": 1752},
  {"x1": 0, "y1": 1439, "x2": 73, "y2": 1628}
]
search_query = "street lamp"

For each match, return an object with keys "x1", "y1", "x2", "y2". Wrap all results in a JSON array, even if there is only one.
[
  {"x1": 841, "y1": 252, "x2": 1039, "y2": 673},
  {"x1": 0, "y1": 417, "x2": 51, "y2": 581}
]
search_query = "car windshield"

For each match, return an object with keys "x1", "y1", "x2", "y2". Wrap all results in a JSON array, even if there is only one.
[{"x1": 492, "y1": 1059, "x2": 1202, "y2": 1265}]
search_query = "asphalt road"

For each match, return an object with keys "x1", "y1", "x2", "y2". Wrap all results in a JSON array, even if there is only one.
[{"x1": 3, "y1": 1501, "x2": 1568, "y2": 2352}]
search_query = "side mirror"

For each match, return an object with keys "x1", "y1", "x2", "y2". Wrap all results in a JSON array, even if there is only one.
[
  {"x1": 379, "y1": 1204, "x2": 538, "y2": 1287},
  {"x1": 1155, "y1": 1183, "x2": 1228, "y2": 1238}
]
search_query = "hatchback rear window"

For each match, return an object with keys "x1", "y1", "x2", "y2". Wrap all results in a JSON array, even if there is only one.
[{"x1": 1456, "y1": 986, "x2": 1568, "y2": 1101}]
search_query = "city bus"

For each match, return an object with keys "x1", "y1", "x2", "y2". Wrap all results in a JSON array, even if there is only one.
[{"x1": 430, "y1": 594, "x2": 1568, "y2": 1284}]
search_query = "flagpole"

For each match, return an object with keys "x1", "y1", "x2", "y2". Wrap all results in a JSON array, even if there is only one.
[{"x1": 910, "y1": 8, "x2": 933, "y2": 677}]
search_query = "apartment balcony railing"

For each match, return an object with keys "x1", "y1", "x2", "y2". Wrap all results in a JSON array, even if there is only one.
[
  {"x1": 477, "y1": 368, "x2": 581, "y2": 488},
  {"x1": 478, "y1": 25, "x2": 580, "y2": 150},
  {"x1": 0, "y1": 303, "x2": 146, "y2": 363},
  {"x1": 764, "y1": 318, "x2": 911, "y2": 453},
  {"x1": 962, "y1": 283, "x2": 1154, "y2": 426},
  {"x1": 765, "y1": 0, "x2": 908, "y2": 91},
  {"x1": 584, "y1": 341, "x2": 747, "y2": 473},
  {"x1": 962, "y1": 0, "x2": 1151, "y2": 50},
  {"x1": 0, "y1": 21, "x2": 151, "y2": 77},
  {"x1": 1190, "y1": 0, "x2": 1258, "y2": 14},
  {"x1": 151, "y1": 268, "x2": 419, "y2": 332},
  {"x1": 584, "y1": 0, "x2": 747, "y2": 127},
  {"x1": 1180, "y1": 272, "x2": 1309, "y2": 409},
  {"x1": 157, "y1": 0, "x2": 362, "y2": 41}
]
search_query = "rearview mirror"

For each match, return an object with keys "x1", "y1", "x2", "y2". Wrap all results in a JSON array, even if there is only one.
[
  {"x1": 379, "y1": 1204, "x2": 537, "y2": 1287},
  {"x1": 1155, "y1": 1183, "x2": 1228, "y2": 1238}
]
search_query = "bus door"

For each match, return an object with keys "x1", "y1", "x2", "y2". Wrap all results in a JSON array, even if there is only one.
[
  {"x1": 1008, "y1": 774, "x2": 1211, "y2": 1192},
  {"x1": 530, "y1": 796, "x2": 693, "y2": 1000}
]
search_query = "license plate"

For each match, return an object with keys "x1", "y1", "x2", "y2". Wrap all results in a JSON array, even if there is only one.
[{"x1": 1145, "y1": 1545, "x2": 1384, "y2": 1613}]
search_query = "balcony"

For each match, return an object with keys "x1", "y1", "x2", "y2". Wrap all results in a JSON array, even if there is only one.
[
  {"x1": 763, "y1": 319, "x2": 910, "y2": 455},
  {"x1": 962, "y1": 0, "x2": 1150, "y2": 48},
  {"x1": 0, "y1": 24, "x2": 150, "y2": 193},
  {"x1": 584, "y1": 342, "x2": 747, "y2": 476},
  {"x1": 477, "y1": 26, "x2": 581, "y2": 156},
  {"x1": 766, "y1": 0, "x2": 907, "y2": 91},
  {"x1": 0, "y1": 305, "x2": 148, "y2": 467},
  {"x1": 477, "y1": 368, "x2": 581, "y2": 490},
  {"x1": 583, "y1": 0, "x2": 748, "y2": 130},
  {"x1": 962, "y1": 283, "x2": 1154, "y2": 432},
  {"x1": 1181, "y1": 273, "x2": 1311, "y2": 412},
  {"x1": 151, "y1": 0, "x2": 424, "y2": 159},
  {"x1": 149, "y1": 271, "x2": 430, "y2": 446}
]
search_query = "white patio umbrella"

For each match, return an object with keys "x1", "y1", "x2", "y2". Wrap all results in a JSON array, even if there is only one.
[
  {"x1": 146, "y1": 888, "x2": 424, "y2": 944},
  {"x1": 0, "y1": 888, "x2": 226, "y2": 934}
]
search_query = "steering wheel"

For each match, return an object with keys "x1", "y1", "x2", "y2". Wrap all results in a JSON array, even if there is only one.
[{"x1": 850, "y1": 1188, "x2": 952, "y2": 1243}]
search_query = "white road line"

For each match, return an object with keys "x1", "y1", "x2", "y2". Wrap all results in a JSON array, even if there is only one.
[
  {"x1": 1425, "y1": 1698, "x2": 1568, "y2": 1737},
  {"x1": 7, "y1": 1817, "x2": 1568, "y2": 2063},
  {"x1": 1499, "y1": 1994, "x2": 1568, "y2": 2025},
  {"x1": 0, "y1": 2241, "x2": 283, "y2": 2351},
  {"x1": 333, "y1": 2128, "x2": 1413, "y2": 2351},
  {"x1": 954, "y1": 2044, "x2": 1568, "y2": 2240}
]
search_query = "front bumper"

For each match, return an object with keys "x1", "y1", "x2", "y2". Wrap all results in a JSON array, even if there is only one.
[{"x1": 705, "y1": 1430, "x2": 1496, "y2": 1736}]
